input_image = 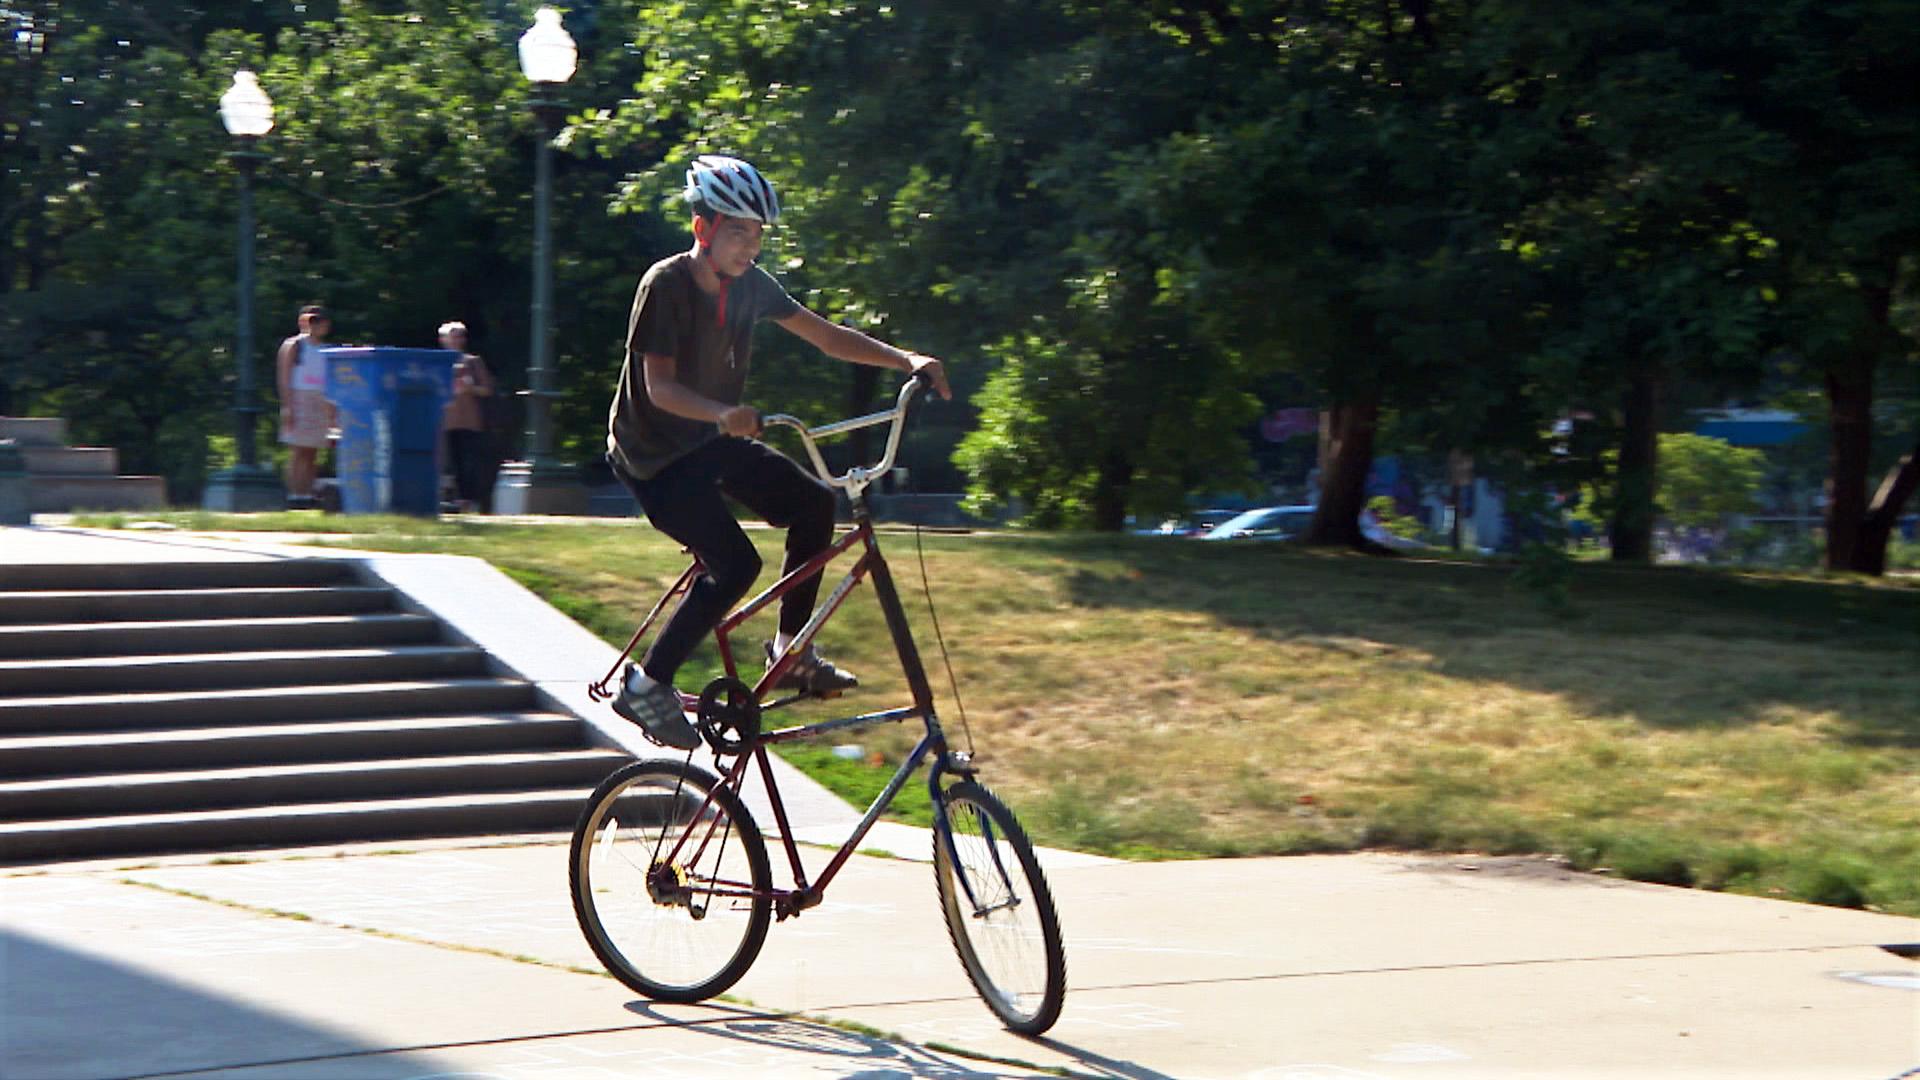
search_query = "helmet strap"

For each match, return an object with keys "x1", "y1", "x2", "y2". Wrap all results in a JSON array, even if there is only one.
[{"x1": 691, "y1": 223, "x2": 736, "y2": 326}]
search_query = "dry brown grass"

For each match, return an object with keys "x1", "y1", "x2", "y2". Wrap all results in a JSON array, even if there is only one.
[{"x1": 94, "y1": 512, "x2": 1920, "y2": 913}]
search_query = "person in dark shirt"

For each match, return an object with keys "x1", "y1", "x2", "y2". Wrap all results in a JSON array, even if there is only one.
[{"x1": 606, "y1": 155, "x2": 950, "y2": 749}]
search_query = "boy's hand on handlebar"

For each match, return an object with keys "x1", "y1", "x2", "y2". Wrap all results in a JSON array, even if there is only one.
[
  {"x1": 906, "y1": 354, "x2": 951, "y2": 400},
  {"x1": 718, "y1": 404, "x2": 762, "y2": 437}
]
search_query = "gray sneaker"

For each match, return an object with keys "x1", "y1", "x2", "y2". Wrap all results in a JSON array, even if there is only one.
[
  {"x1": 764, "y1": 641, "x2": 860, "y2": 694},
  {"x1": 612, "y1": 666, "x2": 700, "y2": 750}
]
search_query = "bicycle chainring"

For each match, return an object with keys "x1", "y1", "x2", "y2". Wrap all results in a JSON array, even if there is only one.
[{"x1": 696, "y1": 676, "x2": 762, "y2": 756}]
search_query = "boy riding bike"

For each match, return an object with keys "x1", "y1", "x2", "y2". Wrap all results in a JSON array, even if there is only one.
[{"x1": 607, "y1": 155, "x2": 950, "y2": 750}]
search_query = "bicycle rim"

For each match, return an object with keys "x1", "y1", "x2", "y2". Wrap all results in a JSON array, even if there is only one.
[
  {"x1": 570, "y1": 760, "x2": 771, "y2": 1003},
  {"x1": 934, "y1": 780, "x2": 1066, "y2": 1034}
]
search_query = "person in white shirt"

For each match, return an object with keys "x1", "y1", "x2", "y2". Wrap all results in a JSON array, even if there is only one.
[{"x1": 276, "y1": 304, "x2": 335, "y2": 508}]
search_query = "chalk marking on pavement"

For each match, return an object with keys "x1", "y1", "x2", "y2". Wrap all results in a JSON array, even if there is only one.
[
  {"x1": 1047, "y1": 941, "x2": 1904, "y2": 995},
  {"x1": 116, "y1": 877, "x2": 610, "y2": 978},
  {"x1": 772, "y1": 942, "x2": 1891, "y2": 1017}
]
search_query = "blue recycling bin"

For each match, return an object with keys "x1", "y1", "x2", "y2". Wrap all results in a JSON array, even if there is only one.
[{"x1": 323, "y1": 347, "x2": 458, "y2": 515}]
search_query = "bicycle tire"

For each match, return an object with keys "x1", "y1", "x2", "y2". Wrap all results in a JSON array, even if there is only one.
[
  {"x1": 570, "y1": 759, "x2": 771, "y2": 1003},
  {"x1": 933, "y1": 779, "x2": 1066, "y2": 1034}
]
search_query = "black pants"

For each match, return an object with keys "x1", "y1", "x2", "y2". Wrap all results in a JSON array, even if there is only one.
[
  {"x1": 446, "y1": 429, "x2": 492, "y2": 508},
  {"x1": 613, "y1": 438, "x2": 835, "y2": 685}
]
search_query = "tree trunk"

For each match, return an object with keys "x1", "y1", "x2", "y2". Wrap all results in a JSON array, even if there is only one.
[
  {"x1": 1850, "y1": 439, "x2": 1920, "y2": 575},
  {"x1": 1307, "y1": 396, "x2": 1378, "y2": 548},
  {"x1": 1827, "y1": 281, "x2": 1898, "y2": 574},
  {"x1": 1823, "y1": 352, "x2": 1874, "y2": 572},
  {"x1": 1091, "y1": 447, "x2": 1133, "y2": 532},
  {"x1": 1609, "y1": 371, "x2": 1659, "y2": 562}
]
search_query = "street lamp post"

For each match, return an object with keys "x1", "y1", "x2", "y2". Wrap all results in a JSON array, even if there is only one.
[
  {"x1": 493, "y1": 7, "x2": 589, "y2": 515},
  {"x1": 205, "y1": 70, "x2": 285, "y2": 511}
]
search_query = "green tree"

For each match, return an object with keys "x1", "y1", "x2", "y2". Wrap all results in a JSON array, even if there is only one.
[
  {"x1": 2, "y1": 1, "x2": 675, "y2": 499},
  {"x1": 1656, "y1": 433, "x2": 1765, "y2": 530},
  {"x1": 1729, "y1": 2, "x2": 1920, "y2": 574},
  {"x1": 1129, "y1": 1, "x2": 1549, "y2": 548},
  {"x1": 582, "y1": 1, "x2": 1267, "y2": 528}
]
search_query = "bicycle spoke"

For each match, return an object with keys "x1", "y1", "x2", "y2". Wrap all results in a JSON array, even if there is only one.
[
  {"x1": 935, "y1": 781, "x2": 1065, "y2": 1034},
  {"x1": 571, "y1": 761, "x2": 771, "y2": 1003}
]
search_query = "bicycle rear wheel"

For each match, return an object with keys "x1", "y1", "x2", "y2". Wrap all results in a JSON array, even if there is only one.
[
  {"x1": 933, "y1": 780, "x2": 1066, "y2": 1034},
  {"x1": 570, "y1": 760, "x2": 771, "y2": 1003}
]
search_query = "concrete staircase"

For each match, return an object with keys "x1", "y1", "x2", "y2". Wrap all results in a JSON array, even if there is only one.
[
  {"x1": 0, "y1": 416, "x2": 167, "y2": 512},
  {"x1": 0, "y1": 559, "x2": 629, "y2": 863}
]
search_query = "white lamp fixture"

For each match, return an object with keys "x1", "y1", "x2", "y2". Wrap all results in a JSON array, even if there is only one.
[
  {"x1": 518, "y1": 7, "x2": 578, "y2": 85},
  {"x1": 219, "y1": 70, "x2": 274, "y2": 137}
]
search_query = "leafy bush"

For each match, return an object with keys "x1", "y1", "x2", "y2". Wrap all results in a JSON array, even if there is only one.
[{"x1": 1366, "y1": 495, "x2": 1424, "y2": 540}]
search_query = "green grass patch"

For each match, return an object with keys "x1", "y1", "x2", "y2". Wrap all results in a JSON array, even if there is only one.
[{"x1": 91, "y1": 510, "x2": 1920, "y2": 916}]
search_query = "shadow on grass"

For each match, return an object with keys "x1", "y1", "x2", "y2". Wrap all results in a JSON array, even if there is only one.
[{"x1": 1041, "y1": 536, "x2": 1920, "y2": 747}]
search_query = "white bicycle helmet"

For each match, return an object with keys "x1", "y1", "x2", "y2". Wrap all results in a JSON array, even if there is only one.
[{"x1": 684, "y1": 154, "x2": 781, "y2": 224}]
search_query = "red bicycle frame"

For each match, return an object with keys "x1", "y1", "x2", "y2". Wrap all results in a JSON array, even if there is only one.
[{"x1": 587, "y1": 375, "x2": 971, "y2": 919}]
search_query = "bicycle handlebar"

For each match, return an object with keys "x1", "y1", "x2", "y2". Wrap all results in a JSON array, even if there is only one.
[{"x1": 761, "y1": 372, "x2": 930, "y2": 494}]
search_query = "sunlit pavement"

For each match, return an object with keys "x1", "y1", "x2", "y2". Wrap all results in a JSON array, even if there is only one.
[{"x1": 5, "y1": 836, "x2": 1916, "y2": 1080}]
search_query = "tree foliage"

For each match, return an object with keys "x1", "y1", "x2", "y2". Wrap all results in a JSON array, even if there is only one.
[
  {"x1": 1656, "y1": 433, "x2": 1765, "y2": 530},
  {"x1": 5, "y1": 0, "x2": 1917, "y2": 572}
]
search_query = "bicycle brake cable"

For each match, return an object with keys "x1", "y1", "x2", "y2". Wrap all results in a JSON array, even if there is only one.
[{"x1": 915, "y1": 524, "x2": 975, "y2": 756}]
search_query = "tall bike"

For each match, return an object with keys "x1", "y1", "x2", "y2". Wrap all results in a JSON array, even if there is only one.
[{"x1": 569, "y1": 374, "x2": 1066, "y2": 1035}]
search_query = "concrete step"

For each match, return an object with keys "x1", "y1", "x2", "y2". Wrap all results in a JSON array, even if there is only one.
[
  {"x1": 0, "y1": 645, "x2": 490, "y2": 696},
  {"x1": 0, "y1": 678, "x2": 538, "y2": 735},
  {"x1": 0, "y1": 417, "x2": 69, "y2": 447},
  {"x1": 0, "y1": 586, "x2": 393, "y2": 624},
  {"x1": 0, "y1": 560, "x2": 359, "y2": 592},
  {"x1": 18, "y1": 445, "x2": 117, "y2": 476},
  {"x1": 0, "y1": 749, "x2": 628, "y2": 821},
  {"x1": 0, "y1": 713, "x2": 592, "y2": 779},
  {"x1": 28, "y1": 474, "x2": 167, "y2": 513},
  {"x1": 0, "y1": 613, "x2": 443, "y2": 660},
  {"x1": 0, "y1": 787, "x2": 606, "y2": 863}
]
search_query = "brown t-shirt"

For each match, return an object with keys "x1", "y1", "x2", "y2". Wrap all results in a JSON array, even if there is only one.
[{"x1": 606, "y1": 253, "x2": 799, "y2": 480}]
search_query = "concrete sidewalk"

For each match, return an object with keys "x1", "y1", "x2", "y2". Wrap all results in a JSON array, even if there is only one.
[
  {"x1": 1, "y1": 523, "x2": 291, "y2": 563},
  {"x1": 4, "y1": 838, "x2": 1915, "y2": 1079}
]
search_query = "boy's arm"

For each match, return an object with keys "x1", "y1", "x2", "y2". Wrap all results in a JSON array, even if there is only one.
[
  {"x1": 642, "y1": 353, "x2": 760, "y2": 436},
  {"x1": 773, "y1": 306, "x2": 952, "y2": 399}
]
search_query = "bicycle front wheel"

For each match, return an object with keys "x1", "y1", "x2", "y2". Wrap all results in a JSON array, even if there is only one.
[
  {"x1": 570, "y1": 760, "x2": 771, "y2": 1003},
  {"x1": 934, "y1": 780, "x2": 1066, "y2": 1034}
]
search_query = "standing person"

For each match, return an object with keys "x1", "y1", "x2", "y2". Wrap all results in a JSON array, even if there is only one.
[
  {"x1": 606, "y1": 154, "x2": 951, "y2": 749},
  {"x1": 276, "y1": 304, "x2": 334, "y2": 509},
  {"x1": 437, "y1": 320, "x2": 497, "y2": 514}
]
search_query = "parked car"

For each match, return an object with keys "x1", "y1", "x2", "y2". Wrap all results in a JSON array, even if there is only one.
[
  {"x1": 1132, "y1": 507, "x2": 1246, "y2": 537},
  {"x1": 1200, "y1": 504, "x2": 1432, "y2": 548},
  {"x1": 1201, "y1": 505, "x2": 1317, "y2": 541},
  {"x1": 1186, "y1": 508, "x2": 1244, "y2": 536}
]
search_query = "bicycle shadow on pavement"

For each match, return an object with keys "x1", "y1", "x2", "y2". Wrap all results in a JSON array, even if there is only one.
[
  {"x1": 1020, "y1": 1034, "x2": 1177, "y2": 1080},
  {"x1": 621, "y1": 1000, "x2": 1060, "y2": 1078}
]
